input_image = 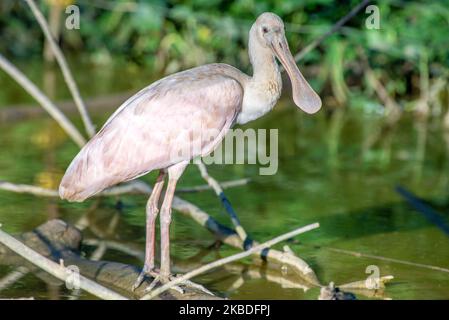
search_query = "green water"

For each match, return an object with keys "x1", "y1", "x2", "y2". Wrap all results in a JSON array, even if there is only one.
[{"x1": 0, "y1": 59, "x2": 448, "y2": 300}]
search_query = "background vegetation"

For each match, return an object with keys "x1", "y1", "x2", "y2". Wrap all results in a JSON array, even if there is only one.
[{"x1": 2, "y1": 0, "x2": 449, "y2": 113}]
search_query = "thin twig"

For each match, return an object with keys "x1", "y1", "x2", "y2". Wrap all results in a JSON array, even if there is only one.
[
  {"x1": 318, "y1": 246, "x2": 449, "y2": 274},
  {"x1": 362, "y1": 52, "x2": 402, "y2": 124},
  {"x1": 292, "y1": 0, "x2": 371, "y2": 63},
  {"x1": 25, "y1": 0, "x2": 96, "y2": 137},
  {"x1": 0, "y1": 179, "x2": 247, "y2": 197},
  {"x1": 0, "y1": 180, "x2": 152, "y2": 198},
  {"x1": 141, "y1": 222, "x2": 319, "y2": 300},
  {"x1": 89, "y1": 241, "x2": 108, "y2": 261},
  {"x1": 0, "y1": 226, "x2": 128, "y2": 300},
  {"x1": 359, "y1": 49, "x2": 402, "y2": 151},
  {"x1": 0, "y1": 181, "x2": 59, "y2": 197},
  {"x1": 176, "y1": 178, "x2": 250, "y2": 193},
  {"x1": 0, "y1": 266, "x2": 29, "y2": 292},
  {"x1": 0, "y1": 54, "x2": 86, "y2": 147}
]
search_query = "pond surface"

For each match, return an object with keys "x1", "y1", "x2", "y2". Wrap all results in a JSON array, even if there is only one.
[{"x1": 0, "y1": 59, "x2": 448, "y2": 300}]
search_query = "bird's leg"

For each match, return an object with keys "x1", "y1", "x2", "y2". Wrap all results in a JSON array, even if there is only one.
[
  {"x1": 144, "y1": 170, "x2": 167, "y2": 272},
  {"x1": 144, "y1": 162, "x2": 211, "y2": 296},
  {"x1": 132, "y1": 170, "x2": 166, "y2": 291},
  {"x1": 159, "y1": 178, "x2": 178, "y2": 281},
  {"x1": 144, "y1": 162, "x2": 188, "y2": 294}
]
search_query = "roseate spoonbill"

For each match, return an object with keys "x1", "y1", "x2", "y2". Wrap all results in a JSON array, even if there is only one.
[{"x1": 59, "y1": 12, "x2": 321, "y2": 292}]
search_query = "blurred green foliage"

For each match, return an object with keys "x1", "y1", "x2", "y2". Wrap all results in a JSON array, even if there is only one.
[{"x1": 1, "y1": 0, "x2": 448, "y2": 110}]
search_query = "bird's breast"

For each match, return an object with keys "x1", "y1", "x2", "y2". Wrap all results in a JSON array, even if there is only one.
[{"x1": 237, "y1": 79, "x2": 282, "y2": 125}]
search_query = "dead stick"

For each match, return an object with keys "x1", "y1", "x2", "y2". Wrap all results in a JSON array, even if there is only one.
[
  {"x1": 0, "y1": 54, "x2": 86, "y2": 147},
  {"x1": 316, "y1": 245, "x2": 449, "y2": 274},
  {"x1": 141, "y1": 222, "x2": 319, "y2": 300},
  {"x1": 0, "y1": 226, "x2": 128, "y2": 300},
  {"x1": 25, "y1": 0, "x2": 96, "y2": 137},
  {"x1": 0, "y1": 179, "x2": 246, "y2": 198}
]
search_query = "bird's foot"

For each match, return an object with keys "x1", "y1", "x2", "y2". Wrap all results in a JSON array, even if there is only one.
[
  {"x1": 143, "y1": 273, "x2": 214, "y2": 296},
  {"x1": 145, "y1": 274, "x2": 184, "y2": 294},
  {"x1": 132, "y1": 266, "x2": 159, "y2": 291}
]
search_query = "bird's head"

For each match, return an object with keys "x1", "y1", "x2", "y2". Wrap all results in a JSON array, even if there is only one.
[{"x1": 253, "y1": 12, "x2": 321, "y2": 114}]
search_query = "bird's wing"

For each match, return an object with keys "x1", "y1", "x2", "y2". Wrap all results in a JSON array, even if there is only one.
[{"x1": 60, "y1": 67, "x2": 243, "y2": 201}]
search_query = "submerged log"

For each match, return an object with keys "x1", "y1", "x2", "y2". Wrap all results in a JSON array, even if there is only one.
[{"x1": 0, "y1": 219, "x2": 219, "y2": 300}]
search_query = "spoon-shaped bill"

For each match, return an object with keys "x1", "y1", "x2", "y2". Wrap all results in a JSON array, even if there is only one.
[{"x1": 271, "y1": 37, "x2": 321, "y2": 114}]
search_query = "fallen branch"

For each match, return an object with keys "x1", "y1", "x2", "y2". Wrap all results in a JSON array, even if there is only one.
[
  {"x1": 141, "y1": 222, "x2": 319, "y2": 300},
  {"x1": 0, "y1": 54, "x2": 86, "y2": 147},
  {"x1": 96, "y1": 243, "x2": 316, "y2": 293},
  {"x1": 25, "y1": 0, "x2": 96, "y2": 137},
  {"x1": 0, "y1": 181, "x2": 59, "y2": 197},
  {"x1": 0, "y1": 224, "x2": 128, "y2": 300},
  {"x1": 0, "y1": 179, "x2": 247, "y2": 198},
  {"x1": 86, "y1": 240, "x2": 386, "y2": 299},
  {"x1": 0, "y1": 179, "x2": 321, "y2": 285},
  {"x1": 0, "y1": 220, "x2": 217, "y2": 300}
]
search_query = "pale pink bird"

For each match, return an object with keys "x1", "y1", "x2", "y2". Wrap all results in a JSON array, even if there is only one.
[{"x1": 59, "y1": 12, "x2": 321, "y2": 292}]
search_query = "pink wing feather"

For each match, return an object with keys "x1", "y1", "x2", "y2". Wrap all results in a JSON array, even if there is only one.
[{"x1": 59, "y1": 65, "x2": 243, "y2": 202}]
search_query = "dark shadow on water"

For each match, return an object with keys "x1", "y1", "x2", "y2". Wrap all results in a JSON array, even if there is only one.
[{"x1": 318, "y1": 199, "x2": 449, "y2": 243}]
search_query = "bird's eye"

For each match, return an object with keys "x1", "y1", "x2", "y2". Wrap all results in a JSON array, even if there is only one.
[{"x1": 262, "y1": 26, "x2": 268, "y2": 33}]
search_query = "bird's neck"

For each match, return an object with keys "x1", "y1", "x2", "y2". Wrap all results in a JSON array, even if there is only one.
[
  {"x1": 236, "y1": 27, "x2": 282, "y2": 125},
  {"x1": 248, "y1": 27, "x2": 281, "y2": 85}
]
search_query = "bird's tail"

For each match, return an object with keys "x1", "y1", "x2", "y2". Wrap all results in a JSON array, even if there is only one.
[{"x1": 59, "y1": 142, "x2": 113, "y2": 202}]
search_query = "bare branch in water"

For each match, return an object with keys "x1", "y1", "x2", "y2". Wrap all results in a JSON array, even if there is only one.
[
  {"x1": 0, "y1": 225, "x2": 128, "y2": 300},
  {"x1": 0, "y1": 54, "x2": 86, "y2": 147},
  {"x1": 0, "y1": 179, "x2": 247, "y2": 198},
  {"x1": 307, "y1": 244, "x2": 449, "y2": 274},
  {"x1": 141, "y1": 222, "x2": 320, "y2": 300},
  {"x1": 24, "y1": 0, "x2": 96, "y2": 138}
]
